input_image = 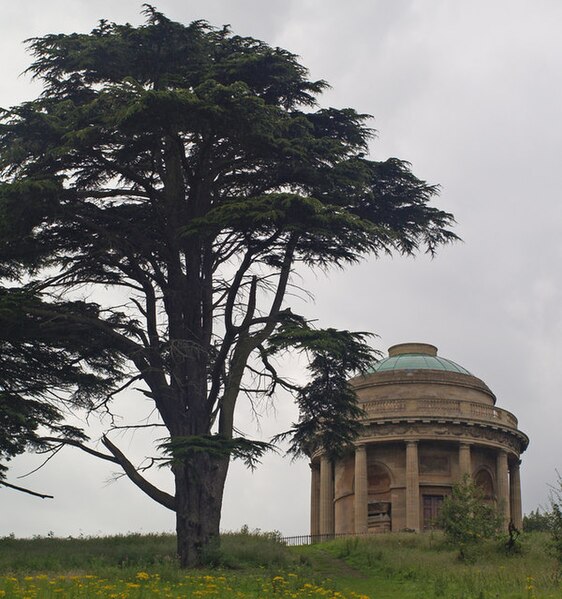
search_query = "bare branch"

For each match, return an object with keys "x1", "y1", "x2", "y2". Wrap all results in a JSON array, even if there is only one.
[
  {"x1": 76, "y1": 188, "x2": 150, "y2": 199},
  {"x1": 109, "y1": 423, "x2": 166, "y2": 431},
  {"x1": 91, "y1": 374, "x2": 143, "y2": 412},
  {"x1": 17, "y1": 445, "x2": 64, "y2": 478},
  {"x1": 101, "y1": 436, "x2": 176, "y2": 511},
  {"x1": 217, "y1": 234, "x2": 299, "y2": 437},
  {"x1": 0, "y1": 480, "x2": 54, "y2": 499},
  {"x1": 39, "y1": 437, "x2": 119, "y2": 464}
]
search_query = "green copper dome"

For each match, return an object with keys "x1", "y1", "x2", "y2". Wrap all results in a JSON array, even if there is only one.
[{"x1": 368, "y1": 343, "x2": 472, "y2": 375}]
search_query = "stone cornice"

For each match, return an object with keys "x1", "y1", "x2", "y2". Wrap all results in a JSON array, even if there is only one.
[
  {"x1": 350, "y1": 370, "x2": 496, "y2": 403},
  {"x1": 358, "y1": 419, "x2": 529, "y2": 455}
]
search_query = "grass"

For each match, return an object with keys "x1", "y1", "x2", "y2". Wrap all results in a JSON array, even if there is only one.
[
  {"x1": 0, "y1": 530, "x2": 560, "y2": 598},
  {"x1": 0, "y1": 529, "x2": 288, "y2": 573},
  {"x1": 298, "y1": 532, "x2": 560, "y2": 598}
]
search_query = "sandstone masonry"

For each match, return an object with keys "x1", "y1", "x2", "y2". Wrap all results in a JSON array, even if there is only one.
[{"x1": 310, "y1": 343, "x2": 529, "y2": 534}]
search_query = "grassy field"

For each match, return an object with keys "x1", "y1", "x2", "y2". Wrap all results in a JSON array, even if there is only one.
[{"x1": 0, "y1": 530, "x2": 559, "y2": 598}]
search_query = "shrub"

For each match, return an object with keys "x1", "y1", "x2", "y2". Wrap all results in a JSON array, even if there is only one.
[
  {"x1": 549, "y1": 477, "x2": 562, "y2": 571},
  {"x1": 523, "y1": 509, "x2": 552, "y2": 532},
  {"x1": 438, "y1": 474, "x2": 501, "y2": 562},
  {"x1": 550, "y1": 504, "x2": 562, "y2": 568}
]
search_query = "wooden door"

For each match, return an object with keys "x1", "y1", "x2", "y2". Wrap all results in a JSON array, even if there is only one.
[{"x1": 423, "y1": 495, "x2": 444, "y2": 530}]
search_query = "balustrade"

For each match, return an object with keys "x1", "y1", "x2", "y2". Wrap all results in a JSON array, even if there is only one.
[{"x1": 361, "y1": 397, "x2": 518, "y2": 428}]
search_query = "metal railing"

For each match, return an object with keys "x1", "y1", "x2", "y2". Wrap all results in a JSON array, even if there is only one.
[{"x1": 279, "y1": 531, "x2": 390, "y2": 546}]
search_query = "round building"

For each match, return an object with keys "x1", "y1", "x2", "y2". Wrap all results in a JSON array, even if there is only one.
[{"x1": 309, "y1": 343, "x2": 529, "y2": 535}]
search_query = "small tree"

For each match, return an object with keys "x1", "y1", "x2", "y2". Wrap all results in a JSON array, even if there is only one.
[
  {"x1": 549, "y1": 474, "x2": 562, "y2": 570},
  {"x1": 439, "y1": 475, "x2": 501, "y2": 561},
  {"x1": 523, "y1": 508, "x2": 552, "y2": 533}
]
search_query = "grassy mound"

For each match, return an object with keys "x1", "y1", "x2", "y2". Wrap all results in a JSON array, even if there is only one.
[{"x1": 0, "y1": 530, "x2": 559, "y2": 598}]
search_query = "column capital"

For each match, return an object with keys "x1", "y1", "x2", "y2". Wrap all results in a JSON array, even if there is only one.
[
  {"x1": 355, "y1": 443, "x2": 367, "y2": 452},
  {"x1": 406, "y1": 439, "x2": 419, "y2": 447}
]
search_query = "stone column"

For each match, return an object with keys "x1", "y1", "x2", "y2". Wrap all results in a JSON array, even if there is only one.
[
  {"x1": 319, "y1": 455, "x2": 334, "y2": 538},
  {"x1": 496, "y1": 450, "x2": 510, "y2": 530},
  {"x1": 510, "y1": 460, "x2": 523, "y2": 530},
  {"x1": 310, "y1": 461, "x2": 320, "y2": 537},
  {"x1": 459, "y1": 443, "x2": 472, "y2": 477},
  {"x1": 405, "y1": 441, "x2": 420, "y2": 531},
  {"x1": 354, "y1": 444, "x2": 368, "y2": 534}
]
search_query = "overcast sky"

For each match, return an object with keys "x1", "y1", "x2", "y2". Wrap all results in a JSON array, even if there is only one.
[{"x1": 2, "y1": 0, "x2": 562, "y2": 538}]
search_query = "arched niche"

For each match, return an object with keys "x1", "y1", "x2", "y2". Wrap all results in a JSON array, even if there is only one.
[
  {"x1": 474, "y1": 467, "x2": 495, "y2": 501},
  {"x1": 367, "y1": 461, "x2": 392, "y2": 496}
]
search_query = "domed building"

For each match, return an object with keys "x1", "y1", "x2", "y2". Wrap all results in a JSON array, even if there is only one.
[{"x1": 309, "y1": 343, "x2": 529, "y2": 535}]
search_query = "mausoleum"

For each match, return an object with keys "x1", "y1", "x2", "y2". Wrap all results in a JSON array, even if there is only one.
[{"x1": 309, "y1": 343, "x2": 529, "y2": 535}]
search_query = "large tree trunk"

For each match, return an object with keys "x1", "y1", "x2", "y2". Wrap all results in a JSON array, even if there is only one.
[{"x1": 174, "y1": 453, "x2": 230, "y2": 567}]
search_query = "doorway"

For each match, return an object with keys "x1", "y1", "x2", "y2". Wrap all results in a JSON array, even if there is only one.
[{"x1": 423, "y1": 495, "x2": 444, "y2": 530}]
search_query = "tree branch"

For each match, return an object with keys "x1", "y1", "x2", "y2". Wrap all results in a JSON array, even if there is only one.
[
  {"x1": 40, "y1": 437, "x2": 119, "y2": 464},
  {"x1": 101, "y1": 435, "x2": 176, "y2": 511},
  {"x1": 38, "y1": 435, "x2": 176, "y2": 511},
  {"x1": 0, "y1": 480, "x2": 54, "y2": 499},
  {"x1": 218, "y1": 234, "x2": 299, "y2": 437},
  {"x1": 76, "y1": 188, "x2": 150, "y2": 199}
]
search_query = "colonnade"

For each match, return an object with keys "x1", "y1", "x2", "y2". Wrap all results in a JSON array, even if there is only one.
[{"x1": 311, "y1": 441, "x2": 523, "y2": 536}]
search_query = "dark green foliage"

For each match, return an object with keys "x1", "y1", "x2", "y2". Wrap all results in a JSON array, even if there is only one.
[
  {"x1": 0, "y1": 288, "x2": 122, "y2": 482},
  {"x1": 270, "y1": 322, "x2": 377, "y2": 459},
  {"x1": 548, "y1": 475, "x2": 562, "y2": 570},
  {"x1": 158, "y1": 435, "x2": 276, "y2": 470},
  {"x1": 0, "y1": 6, "x2": 456, "y2": 564},
  {"x1": 523, "y1": 509, "x2": 552, "y2": 533},
  {"x1": 438, "y1": 475, "x2": 501, "y2": 562},
  {"x1": 550, "y1": 503, "x2": 562, "y2": 569}
]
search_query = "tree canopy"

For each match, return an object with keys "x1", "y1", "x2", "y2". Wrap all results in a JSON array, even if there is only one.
[{"x1": 0, "y1": 6, "x2": 457, "y2": 565}]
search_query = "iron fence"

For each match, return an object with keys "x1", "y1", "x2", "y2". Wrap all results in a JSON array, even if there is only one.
[{"x1": 279, "y1": 531, "x2": 375, "y2": 546}]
